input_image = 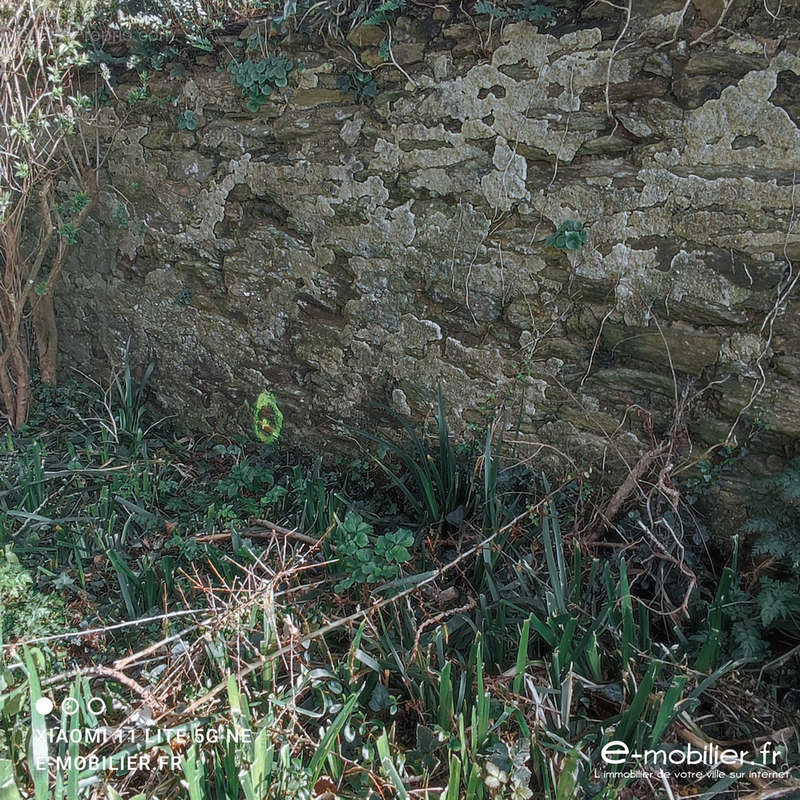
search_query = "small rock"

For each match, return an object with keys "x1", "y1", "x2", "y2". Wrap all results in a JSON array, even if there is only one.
[
  {"x1": 442, "y1": 23, "x2": 473, "y2": 38},
  {"x1": 684, "y1": 51, "x2": 764, "y2": 76},
  {"x1": 775, "y1": 356, "x2": 800, "y2": 381},
  {"x1": 392, "y1": 388, "x2": 412, "y2": 416},
  {"x1": 361, "y1": 48, "x2": 384, "y2": 68},
  {"x1": 140, "y1": 127, "x2": 172, "y2": 150},
  {"x1": 392, "y1": 42, "x2": 425, "y2": 65},
  {"x1": 692, "y1": 0, "x2": 724, "y2": 24},
  {"x1": 428, "y1": 52, "x2": 452, "y2": 81},
  {"x1": 617, "y1": 112, "x2": 654, "y2": 138},
  {"x1": 439, "y1": 586, "x2": 460, "y2": 606},
  {"x1": 346, "y1": 23, "x2": 386, "y2": 47},
  {"x1": 339, "y1": 118, "x2": 364, "y2": 146},
  {"x1": 577, "y1": 135, "x2": 633, "y2": 156},
  {"x1": 290, "y1": 88, "x2": 344, "y2": 108},
  {"x1": 643, "y1": 50, "x2": 673, "y2": 77}
]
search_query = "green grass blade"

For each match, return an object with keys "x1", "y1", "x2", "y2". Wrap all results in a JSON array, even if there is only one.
[
  {"x1": 555, "y1": 748, "x2": 581, "y2": 800},
  {"x1": 649, "y1": 674, "x2": 688, "y2": 746},
  {"x1": 465, "y1": 762, "x2": 483, "y2": 800},
  {"x1": 695, "y1": 564, "x2": 735, "y2": 673},
  {"x1": 541, "y1": 501, "x2": 567, "y2": 614},
  {"x1": 439, "y1": 662, "x2": 454, "y2": 729},
  {"x1": 0, "y1": 759, "x2": 23, "y2": 800},
  {"x1": 513, "y1": 615, "x2": 532, "y2": 694},
  {"x1": 22, "y1": 648, "x2": 48, "y2": 800},
  {"x1": 377, "y1": 730, "x2": 409, "y2": 800},
  {"x1": 617, "y1": 661, "x2": 658, "y2": 745},
  {"x1": 527, "y1": 610, "x2": 558, "y2": 648},
  {"x1": 445, "y1": 754, "x2": 462, "y2": 800},
  {"x1": 180, "y1": 744, "x2": 206, "y2": 800},
  {"x1": 309, "y1": 693, "x2": 359, "y2": 783},
  {"x1": 619, "y1": 559, "x2": 634, "y2": 668}
]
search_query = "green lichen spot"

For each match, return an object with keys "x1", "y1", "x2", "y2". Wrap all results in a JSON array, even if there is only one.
[{"x1": 253, "y1": 391, "x2": 283, "y2": 444}]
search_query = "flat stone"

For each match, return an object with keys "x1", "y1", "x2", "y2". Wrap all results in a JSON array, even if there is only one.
[
  {"x1": 775, "y1": 356, "x2": 800, "y2": 381},
  {"x1": 141, "y1": 127, "x2": 172, "y2": 149},
  {"x1": 719, "y1": 377, "x2": 800, "y2": 436},
  {"x1": 643, "y1": 51, "x2": 673, "y2": 77},
  {"x1": 601, "y1": 321, "x2": 720, "y2": 375},
  {"x1": 392, "y1": 42, "x2": 425, "y2": 65},
  {"x1": 576, "y1": 135, "x2": 634, "y2": 156},
  {"x1": 588, "y1": 368, "x2": 676, "y2": 398},
  {"x1": 346, "y1": 24, "x2": 386, "y2": 47},
  {"x1": 290, "y1": 88, "x2": 345, "y2": 108},
  {"x1": 684, "y1": 52, "x2": 764, "y2": 76},
  {"x1": 692, "y1": 0, "x2": 724, "y2": 24}
]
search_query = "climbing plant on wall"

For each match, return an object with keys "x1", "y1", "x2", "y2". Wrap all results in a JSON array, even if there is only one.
[
  {"x1": 228, "y1": 32, "x2": 295, "y2": 112},
  {"x1": 546, "y1": 220, "x2": 587, "y2": 251}
]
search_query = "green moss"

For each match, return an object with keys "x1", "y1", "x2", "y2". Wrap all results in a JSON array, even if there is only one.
[{"x1": 253, "y1": 391, "x2": 283, "y2": 444}]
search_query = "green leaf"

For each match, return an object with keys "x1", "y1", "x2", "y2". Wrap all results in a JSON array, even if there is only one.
[
  {"x1": 253, "y1": 390, "x2": 283, "y2": 443},
  {"x1": 369, "y1": 684, "x2": 391, "y2": 711},
  {"x1": 187, "y1": 34, "x2": 214, "y2": 52},
  {"x1": 23, "y1": 648, "x2": 48, "y2": 800},
  {"x1": 649, "y1": 675, "x2": 688, "y2": 746},
  {"x1": 377, "y1": 730, "x2": 409, "y2": 800},
  {"x1": 309, "y1": 694, "x2": 359, "y2": 783},
  {"x1": 555, "y1": 748, "x2": 581, "y2": 800},
  {"x1": 0, "y1": 759, "x2": 22, "y2": 800},
  {"x1": 390, "y1": 545, "x2": 411, "y2": 562},
  {"x1": 547, "y1": 220, "x2": 586, "y2": 251},
  {"x1": 177, "y1": 110, "x2": 198, "y2": 131},
  {"x1": 514, "y1": 614, "x2": 532, "y2": 693},
  {"x1": 759, "y1": 577, "x2": 795, "y2": 626}
]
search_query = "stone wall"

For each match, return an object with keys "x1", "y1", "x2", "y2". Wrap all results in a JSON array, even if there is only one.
[{"x1": 58, "y1": 0, "x2": 800, "y2": 487}]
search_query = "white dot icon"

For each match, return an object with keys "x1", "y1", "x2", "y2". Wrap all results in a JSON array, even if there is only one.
[
  {"x1": 34, "y1": 697, "x2": 54, "y2": 715},
  {"x1": 62, "y1": 697, "x2": 80, "y2": 715}
]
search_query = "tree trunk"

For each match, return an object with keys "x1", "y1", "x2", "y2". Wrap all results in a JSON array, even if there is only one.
[
  {"x1": 0, "y1": 357, "x2": 17, "y2": 427},
  {"x1": 29, "y1": 168, "x2": 97, "y2": 389},
  {"x1": 12, "y1": 343, "x2": 30, "y2": 426},
  {"x1": 0, "y1": 341, "x2": 31, "y2": 429},
  {"x1": 32, "y1": 292, "x2": 58, "y2": 385}
]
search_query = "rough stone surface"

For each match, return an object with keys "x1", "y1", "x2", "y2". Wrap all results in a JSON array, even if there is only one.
[{"x1": 57, "y1": 8, "x2": 800, "y2": 496}]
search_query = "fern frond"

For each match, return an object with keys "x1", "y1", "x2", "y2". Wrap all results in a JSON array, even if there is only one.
[{"x1": 758, "y1": 576, "x2": 800, "y2": 627}]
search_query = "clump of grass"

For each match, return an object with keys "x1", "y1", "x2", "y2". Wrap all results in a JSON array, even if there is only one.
[{"x1": 349, "y1": 389, "x2": 475, "y2": 527}]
